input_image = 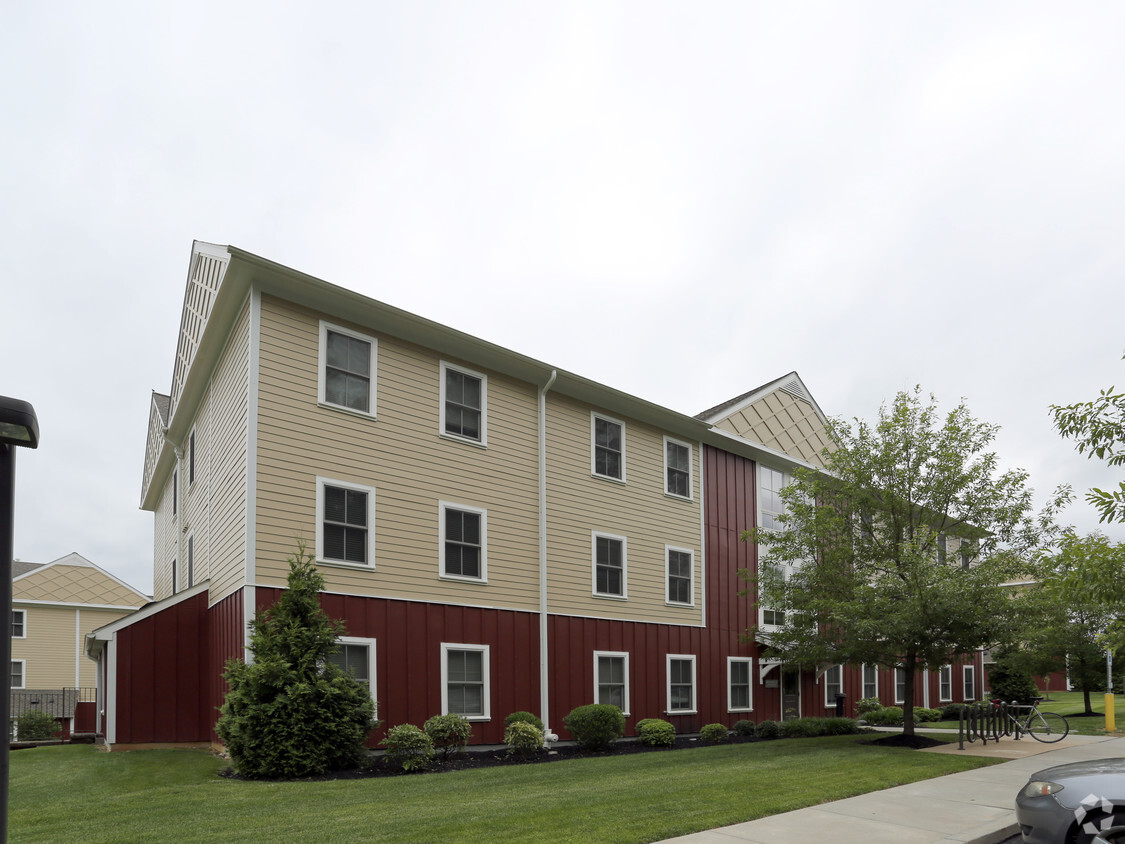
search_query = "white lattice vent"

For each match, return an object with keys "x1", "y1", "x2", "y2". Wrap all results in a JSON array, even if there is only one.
[
  {"x1": 779, "y1": 376, "x2": 810, "y2": 403},
  {"x1": 170, "y1": 247, "x2": 229, "y2": 415}
]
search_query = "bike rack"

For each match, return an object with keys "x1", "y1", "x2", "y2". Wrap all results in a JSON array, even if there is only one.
[{"x1": 959, "y1": 700, "x2": 1021, "y2": 750}]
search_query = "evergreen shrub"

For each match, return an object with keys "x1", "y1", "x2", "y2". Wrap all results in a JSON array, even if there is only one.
[
  {"x1": 756, "y1": 720, "x2": 779, "y2": 738},
  {"x1": 700, "y1": 723, "x2": 730, "y2": 743},
  {"x1": 504, "y1": 720, "x2": 544, "y2": 757},
  {"x1": 562, "y1": 704, "x2": 625, "y2": 750},
  {"x1": 423, "y1": 713, "x2": 472, "y2": 758},
  {"x1": 504, "y1": 710, "x2": 544, "y2": 731},
  {"x1": 636, "y1": 718, "x2": 675, "y2": 747},
  {"x1": 381, "y1": 724, "x2": 434, "y2": 772},
  {"x1": 16, "y1": 710, "x2": 58, "y2": 741},
  {"x1": 733, "y1": 719, "x2": 756, "y2": 737}
]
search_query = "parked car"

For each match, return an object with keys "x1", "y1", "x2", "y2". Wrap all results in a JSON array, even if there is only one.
[{"x1": 1016, "y1": 758, "x2": 1125, "y2": 843}]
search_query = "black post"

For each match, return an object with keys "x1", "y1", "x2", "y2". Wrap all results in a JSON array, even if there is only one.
[
  {"x1": 1, "y1": 443, "x2": 15, "y2": 844},
  {"x1": 835, "y1": 692, "x2": 846, "y2": 718}
]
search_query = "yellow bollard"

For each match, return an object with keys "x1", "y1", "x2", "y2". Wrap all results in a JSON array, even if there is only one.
[{"x1": 1107, "y1": 693, "x2": 1116, "y2": 733}]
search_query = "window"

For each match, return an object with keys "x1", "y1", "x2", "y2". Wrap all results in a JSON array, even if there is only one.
[
  {"x1": 441, "y1": 362, "x2": 486, "y2": 445},
  {"x1": 11, "y1": 660, "x2": 25, "y2": 690},
  {"x1": 11, "y1": 610, "x2": 26, "y2": 638},
  {"x1": 759, "y1": 562, "x2": 788, "y2": 627},
  {"x1": 591, "y1": 413, "x2": 625, "y2": 481},
  {"x1": 759, "y1": 466, "x2": 788, "y2": 530},
  {"x1": 824, "y1": 664, "x2": 843, "y2": 707},
  {"x1": 592, "y1": 533, "x2": 627, "y2": 598},
  {"x1": 594, "y1": 651, "x2": 629, "y2": 713},
  {"x1": 862, "y1": 664, "x2": 878, "y2": 700},
  {"x1": 442, "y1": 643, "x2": 490, "y2": 720},
  {"x1": 171, "y1": 558, "x2": 178, "y2": 594},
  {"x1": 440, "y1": 502, "x2": 486, "y2": 582},
  {"x1": 667, "y1": 655, "x2": 696, "y2": 714},
  {"x1": 186, "y1": 534, "x2": 194, "y2": 589},
  {"x1": 189, "y1": 428, "x2": 196, "y2": 485},
  {"x1": 327, "y1": 637, "x2": 378, "y2": 715},
  {"x1": 664, "y1": 437, "x2": 692, "y2": 499},
  {"x1": 939, "y1": 665, "x2": 952, "y2": 702},
  {"x1": 319, "y1": 321, "x2": 377, "y2": 416},
  {"x1": 665, "y1": 546, "x2": 694, "y2": 606},
  {"x1": 316, "y1": 478, "x2": 376, "y2": 566},
  {"x1": 895, "y1": 666, "x2": 906, "y2": 704},
  {"x1": 937, "y1": 533, "x2": 947, "y2": 565},
  {"x1": 963, "y1": 665, "x2": 976, "y2": 701},
  {"x1": 728, "y1": 657, "x2": 753, "y2": 712},
  {"x1": 960, "y1": 539, "x2": 975, "y2": 569},
  {"x1": 172, "y1": 469, "x2": 178, "y2": 515}
]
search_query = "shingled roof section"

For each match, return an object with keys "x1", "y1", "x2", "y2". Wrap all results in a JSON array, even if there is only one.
[{"x1": 11, "y1": 561, "x2": 43, "y2": 579}]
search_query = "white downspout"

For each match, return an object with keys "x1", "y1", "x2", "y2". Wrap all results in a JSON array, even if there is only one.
[{"x1": 538, "y1": 370, "x2": 558, "y2": 743}]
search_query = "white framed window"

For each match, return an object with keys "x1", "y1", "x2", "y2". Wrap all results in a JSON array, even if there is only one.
[
  {"x1": 441, "y1": 643, "x2": 490, "y2": 721},
  {"x1": 824, "y1": 664, "x2": 843, "y2": 707},
  {"x1": 939, "y1": 665, "x2": 952, "y2": 702},
  {"x1": 171, "y1": 557, "x2": 178, "y2": 594},
  {"x1": 439, "y1": 501, "x2": 487, "y2": 582},
  {"x1": 327, "y1": 636, "x2": 378, "y2": 717},
  {"x1": 665, "y1": 546, "x2": 694, "y2": 606},
  {"x1": 11, "y1": 660, "x2": 25, "y2": 690},
  {"x1": 316, "y1": 477, "x2": 376, "y2": 567},
  {"x1": 189, "y1": 428, "x2": 197, "y2": 485},
  {"x1": 11, "y1": 609, "x2": 26, "y2": 639},
  {"x1": 440, "y1": 362, "x2": 487, "y2": 445},
  {"x1": 318, "y1": 321, "x2": 377, "y2": 418},
  {"x1": 667, "y1": 655, "x2": 696, "y2": 714},
  {"x1": 664, "y1": 437, "x2": 692, "y2": 499},
  {"x1": 594, "y1": 651, "x2": 630, "y2": 714},
  {"x1": 963, "y1": 664, "x2": 976, "y2": 701},
  {"x1": 186, "y1": 534, "x2": 195, "y2": 589},
  {"x1": 759, "y1": 465, "x2": 789, "y2": 531},
  {"x1": 592, "y1": 532, "x2": 627, "y2": 599},
  {"x1": 727, "y1": 657, "x2": 753, "y2": 712},
  {"x1": 895, "y1": 666, "x2": 906, "y2": 705},
  {"x1": 172, "y1": 469, "x2": 178, "y2": 515},
  {"x1": 862, "y1": 664, "x2": 879, "y2": 700},
  {"x1": 758, "y1": 560, "x2": 791, "y2": 628},
  {"x1": 591, "y1": 413, "x2": 625, "y2": 481}
]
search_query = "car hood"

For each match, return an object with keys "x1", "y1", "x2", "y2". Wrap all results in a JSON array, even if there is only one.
[{"x1": 1028, "y1": 758, "x2": 1125, "y2": 809}]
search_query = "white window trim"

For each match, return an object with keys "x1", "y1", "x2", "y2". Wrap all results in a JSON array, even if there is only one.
[
  {"x1": 590, "y1": 412, "x2": 626, "y2": 483},
  {"x1": 593, "y1": 650, "x2": 630, "y2": 716},
  {"x1": 663, "y1": 436, "x2": 693, "y2": 500},
  {"x1": 316, "y1": 476, "x2": 377, "y2": 569},
  {"x1": 318, "y1": 320, "x2": 378, "y2": 419},
  {"x1": 862, "y1": 664, "x2": 879, "y2": 700},
  {"x1": 186, "y1": 533, "x2": 195, "y2": 589},
  {"x1": 188, "y1": 427, "x2": 197, "y2": 486},
  {"x1": 11, "y1": 659, "x2": 26, "y2": 690},
  {"x1": 895, "y1": 666, "x2": 906, "y2": 705},
  {"x1": 591, "y1": 531, "x2": 628, "y2": 600},
  {"x1": 666, "y1": 653, "x2": 697, "y2": 715},
  {"x1": 335, "y1": 636, "x2": 378, "y2": 718},
  {"x1": 439, "y1": 361, "x2": 488, "y2": 447},
  {"x1": 438, "y1": 500, "x2": 488, "y2": 583},
  {"x1": 664, "y1": 545, "x2": 695, "y2": 607},
  {"x1": 727, "y1": 656, "x2": 753, "y2": 713},
  {"x1": 823, "y1": 664, "x2": 844, "y2": 707},
  {"x1": 440, "y1": 642, "x2": 491, "y2": 722},
  {"x1": 11, "y1": 609, "x2": 26, "y2": 639},
  {"x1": 758, "y1": 464, "x2": 787, "y2": 532},
  {"x1": 171, "y1": 557, "x2": 178, "y2": 594},
  {"x1": 963, "y1": 664, "x2": 976, "y2": 701},
  {"x1": 939, "y1": 665, "x2": 953, "y2": 702}
]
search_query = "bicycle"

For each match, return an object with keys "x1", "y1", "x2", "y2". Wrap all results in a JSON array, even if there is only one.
[{"x1": 992, "y1": 696, "x2": 1070, "y2": 743}]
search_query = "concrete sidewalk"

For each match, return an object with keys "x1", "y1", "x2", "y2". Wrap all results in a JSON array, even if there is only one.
[{"x1": 662, "y1": 732, "x2": 1125, "y2": 844}]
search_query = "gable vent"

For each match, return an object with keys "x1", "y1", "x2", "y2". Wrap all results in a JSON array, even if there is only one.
[{"x1": 779, "y1": 376, "x2": 810, "y2": 403}]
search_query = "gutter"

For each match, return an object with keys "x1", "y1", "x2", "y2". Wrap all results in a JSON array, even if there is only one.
[{"x1": 538, "y1": 369, "x2": 558, "y2": 743}]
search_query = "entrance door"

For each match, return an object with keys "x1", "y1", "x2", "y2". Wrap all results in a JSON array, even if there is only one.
[{"x1": 781, "y1": 670, "x2": 801, "y2": 720}]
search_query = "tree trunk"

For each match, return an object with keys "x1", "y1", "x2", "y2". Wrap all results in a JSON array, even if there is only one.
[
  {"x1": 902, "y1": 656, "x2": 916, "y2": 737},
  {"x1": 1084, "y1": 686, "x2": 1094, "y2": 716}
]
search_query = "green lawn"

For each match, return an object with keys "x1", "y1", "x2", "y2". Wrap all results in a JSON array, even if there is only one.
[
  {"x1": 928, "y1": 691, "x2": 1125, "y2": 735},
  {"x1": 10, "y1": 736, "x2": 997, "y2": 843}
]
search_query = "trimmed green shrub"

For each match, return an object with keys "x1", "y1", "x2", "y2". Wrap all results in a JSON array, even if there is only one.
[
  {"x1": 423, "y1": 713, "x2": 472, "y2": 758},
  {"x1": 637, "y1": 718, "x2": 675, "y2": 747},
  {"x1": 733, "y1": 719, "x2": 756, "y2": 737},
  {"x1": 822, "y1": 717, "x2": 860, "y2": 735},
  {"x1": 504, "y1": 710, "x2": 545, "y2": 731},
  {"x1": 987, "y1": 657, "x2": 1040, "y2": 705},
  {"x1": 700, "y1": 723, "x2": 729, "y2": 744},
  {"x1": 504, "y1": 720, "x2": 544, "y2": 757},
  {"x1": 381, "y1": 724, "x2": 434, "y2": 772},
  {"x1": 915, "y1": 707, "x2": 942, "y2": 723},
  {"x1": 856, "y1": 696, "x2": 883, "y2": 716},
  {"x1": 16, "y1": 710, "x2": 59, "y2": 741},
  {"x1": 865, "y1": 706, "x2": 919, "y2": 726},
  {"x1": 756, "y1": 719, "x2": 779, "y2": 738},
  {"x1": 939, "y1": 703, "x2": 967, "y2": 720},
  {"x1": 215, "y1": 544, "x2": 377, "y2": 779},
  {"x1": 779, "y1": 717, "x2": 823, "y2": 738},
  {"x1": 562, "y1": 704, "x2": 625, "y2": 750}
]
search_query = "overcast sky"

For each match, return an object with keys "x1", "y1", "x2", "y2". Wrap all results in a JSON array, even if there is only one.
[{"x1": 3, "y1": 2, "x2": 1124, "y2": 595}]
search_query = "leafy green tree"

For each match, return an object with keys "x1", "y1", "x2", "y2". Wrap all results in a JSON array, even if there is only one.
[
  {"x1": 743, "y1": 388, "x2": 1067, "y2": 736},
  {"x1": 1051, "y1": 355, "x2": 1125, "y2": 523},
  {"x1": 216, "y1": 544, "x2": 376, "y2": 778}
]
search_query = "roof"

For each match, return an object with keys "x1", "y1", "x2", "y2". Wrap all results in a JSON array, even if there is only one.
[
  {"x1": 695, "y1": 371, "x2": 830, "y2": 429},
  {"x1": 11, "y1": 561, "x2": 43, "y2": 579},
  {"x1": 13, "y1": 552, "x2": 150, "y2": 606}
]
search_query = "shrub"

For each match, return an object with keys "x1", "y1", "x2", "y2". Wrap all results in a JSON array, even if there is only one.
[
  {"x1": 381, "y1": 724, "x2": 434, "y2": 772},
  {"x1": 637, "y1": 718, "x2": 675, "y2": 747},
  {"x1": 756, "y1": 720, "x2": 779, "y2": 739},
  {"x1": 988, "y1": 657, "x2": 1040, "y2": 705},
  {"x1": 780, "y1": 717, "x2": 825, "y2": 738},
  {"x1": 915, "y1": 707, "x2": 942, "y2": 723},
  {"x1": 505, "y1": 720, "x2": 544, "y2": 757},
  {"x1": 16, "y1": 710, "x2": 58, "y2": 741},
  {"x1": 866, "y1": 706, "x2": 915, "y2": 726},
  {"x1": 700, "y1": 723, "x2": 729, "y2": 744},
  {"x1": 562, "y1": 704, "x2": 625, "y2": 750},
  {"x1": 856, "y1": 696, "x2": 883, "y2": 716},
  {"x1": 733, "y1": 719, "x2": 756, "y2": 737},
  {"x1": 940, "y1": 703, "x2": 967, "y2": 720},
  {"x1": 504, "y1": 710, "x2": 544, "y2": 731},
  {"x1": 822, "y1": 717, "x2": 860, "y2": 735},
  {"x1": 423, "y1": 713, "x2": 472, "y2": 758},
  {"x1": 215, "y1": 544, "x2": 377, "y2": 779}
]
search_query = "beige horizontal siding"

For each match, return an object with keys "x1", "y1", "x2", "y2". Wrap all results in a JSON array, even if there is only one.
[
  {"x1": 11, "y1": 605, "x2": 128, "y2": 690},
  {"x1": 254, "y1": 296, "x2": 540, "y2": 609}
]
